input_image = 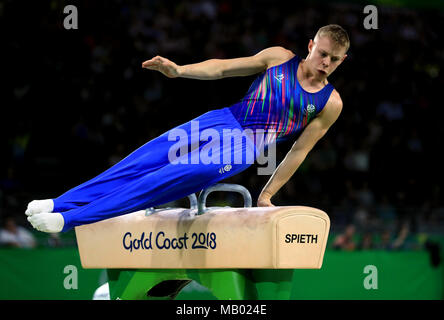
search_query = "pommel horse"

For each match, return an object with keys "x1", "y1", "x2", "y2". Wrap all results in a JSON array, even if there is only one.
[{"x1": 75, "y1": 184, "x2": 330, "y2": 300}]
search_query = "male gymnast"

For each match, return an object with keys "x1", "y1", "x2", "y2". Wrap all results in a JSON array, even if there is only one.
[{"x1": 26, "y1": 24, "x2": 349, "y2": 233}]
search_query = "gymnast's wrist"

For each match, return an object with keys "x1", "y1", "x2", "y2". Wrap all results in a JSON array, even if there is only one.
[
  {"x1": 259, "y1": 190, "x2": 274, "y2": 200},
  {"x1": 176, "y1": 65, "x2": 185, "y2": 77}
]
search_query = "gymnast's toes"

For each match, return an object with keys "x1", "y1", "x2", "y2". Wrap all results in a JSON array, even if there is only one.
[
  {"x1": 27, "y1": 212, "x2": 64, "y2": 233},
  {"x1": 25, "y1": 199, "x2": 54, "y2": 216}
]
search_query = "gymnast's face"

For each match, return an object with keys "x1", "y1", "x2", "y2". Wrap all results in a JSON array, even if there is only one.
[{"x1": 306, "y1": 35, "x2": 347, "y2": 78}]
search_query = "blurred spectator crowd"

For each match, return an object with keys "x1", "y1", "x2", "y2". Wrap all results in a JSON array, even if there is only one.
[{"x1": 1, "y1": 0, "x2": 443, "y2": 249}]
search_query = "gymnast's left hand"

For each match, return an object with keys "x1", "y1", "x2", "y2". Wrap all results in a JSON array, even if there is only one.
[{"x1": 141, "y1": 56, "x2": 180, "y2": 78}]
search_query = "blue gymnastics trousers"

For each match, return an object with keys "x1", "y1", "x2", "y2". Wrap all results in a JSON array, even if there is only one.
[{"x1": 54, "y1": 107, "x2": 257, "y2": 232}]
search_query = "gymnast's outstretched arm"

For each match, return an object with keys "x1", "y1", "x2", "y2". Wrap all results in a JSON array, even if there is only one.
[
  {"x1": 141, "y1": 46, "x2": 294, "y2": 80},
  {"x1": 257, "y1": 91, "x2": 343, "y2": 207}
]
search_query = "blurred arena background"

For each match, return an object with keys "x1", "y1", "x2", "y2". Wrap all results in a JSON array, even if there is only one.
[{"x1": 0, "y1": 0, "x2": 443, "y2": 299}]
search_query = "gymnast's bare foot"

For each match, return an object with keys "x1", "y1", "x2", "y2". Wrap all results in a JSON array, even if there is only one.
[
  {"x1": 27, "y1": 212, "x2": 64, "y2": 233},
  {"x1": 25, "y1": 199, "x2": 54, "y2": 216}
]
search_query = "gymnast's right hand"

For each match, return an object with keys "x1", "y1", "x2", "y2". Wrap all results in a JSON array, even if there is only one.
[{"x1": 142, "y1": 56, "x2": 180, "y2": 78}]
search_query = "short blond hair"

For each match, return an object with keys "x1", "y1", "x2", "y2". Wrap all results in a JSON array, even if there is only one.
[{"x1": 315, "y1": 24, "x2": 350, "y2": 52}]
